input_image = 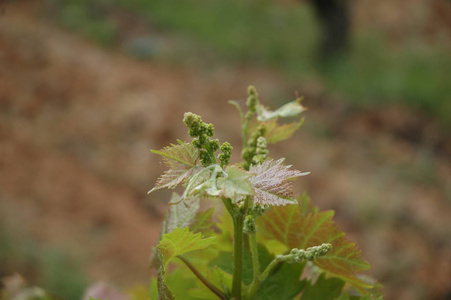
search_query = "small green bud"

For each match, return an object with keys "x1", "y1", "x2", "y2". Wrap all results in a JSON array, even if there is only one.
[
  {"x1": 248, "y1": 85, "x2": 258, "y2": 97},
  {"x1": 252, "y1": 205, "x2": 267, "y2": 216},
  {"x1": 243, "y1": 215, "x2": 256, "y2": 234},
  {"x1": 242, "y1": 124, "x2": 267, "y2": 169},
  {"x1": 192, "y1": 138, "x2": 202, "y2": 148},
  {"x1": 199, "y1": 150, "x2": 213, "y2": 166},
  {"x1": 205, "y1": 123, "x2": 215, "y2": 137},
  {"x1": 219, "y1": 142, "x2": 232, "y2": 167},
  {"x1": 198, "y1": 134, "x2": 208, "y2": 146},
  {"x1": 246, "y1": 86, "x2": 259, "y2": 121},
  {"x1": 210, "y1": 139, "x2": 220, "y2": 152},
  {"x1": 252, "y1": 136, "x2": 269, "y2": 165},
  {"x1": 280, "y1": 243, "x2": 332, "y2": 264},
  {"x1": 184, "y1": 112, "x2": 201, "y2": 128},
  {"x1": 256, "y1": 136, "x2": 267, "y2": 152}
]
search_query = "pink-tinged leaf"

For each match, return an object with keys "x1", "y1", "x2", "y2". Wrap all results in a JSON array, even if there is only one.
[
  {"x1": 149, "y1": 141, "x2": 200, "y2": 193},
  {"x1": 249, "y1": 159, "x2": 309, "y2": 206},
  {"x1": 258, "y1": 204, "x2": 373, "y2": 293},
  {"x1": 163, "y1": 193, "x2": 200, "y2": 234}
]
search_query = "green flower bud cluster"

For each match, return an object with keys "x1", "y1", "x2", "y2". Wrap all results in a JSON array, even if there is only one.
[
  {"x1": 252, "y1": 136, "x2": 269, "y2": 165},
  {"x1": 218, "y1": 142, "x2": 232, "y2": 167},
  {"x1": 242, "y1": 125, "x2": 267, "y2": 170},
  {"x1": 243, "y1": 215, "x2": 256, "y2": 234},
  {"x1": 249, "y1": 204, "x2": 268, "y2": 216},
  {"x1": 276, "y1": 243, "x2": 332, "y2": 264},
  {"x1": 183, "y1": 112, "x2": 232, "y2": 167},
  {"x1": 245, "y1": 86, "x2": 259, "y2": 121}
]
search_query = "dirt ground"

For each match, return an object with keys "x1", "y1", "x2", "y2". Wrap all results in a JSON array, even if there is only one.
[{"x1": 1, "y1": 1, "x2": 450, "y2": 299}]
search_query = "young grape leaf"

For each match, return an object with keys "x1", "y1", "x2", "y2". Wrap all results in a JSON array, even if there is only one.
[
  {"x1": 164, "y1": 268, "x2": 209, "y2": 300},
  {"x1": 249, "y1": 159, "x2": 310, "y2": 206},
  {"x1": 189, "y1": 208, "x2": 216, "y2": 237},
  {"x1": 154, "y1": 228, "x2": 216, "y2": 299},
  {"x1": 149, "y1": 141, "x2": 200, "y2": 193},
  {"x1": 258, "y1": 204, "x2": 373, "y2": 293},
  {"x1": 187, "y1": 266, "x2": 232, "y2": 299},
  {"x1": 157, "y1": 227, "x2": 216, "y2": 267},
  {"x1": 254, "y1": 263, "x2": 306, "y2": 300},
  {"x1": 301, "y1": 273, "x2": 345, "y2": 300},
  {"x1": 163, "y1": 193, "x2": 200, "y2": 234},
  {"x1": 256, "y1": 98, "x2": 306, "y2": 122},
  {"x1": 264, "y1": 119, "x2": 304, "y2": 144},
  {"x1": 217, "y1": 165, "x2": 254, "y2": 202}
]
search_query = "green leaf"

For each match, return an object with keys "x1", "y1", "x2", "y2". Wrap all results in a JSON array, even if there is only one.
[
  {"x1": 158, "y1": 227, "x2": 216, "y2": 267},
  {"x1": 209, "y1": 266, "x2": 233, "y2": 295},
  {"x1": 149, "y1": 141, "x2": 200, "y2": 193},
  {"x1": 254, "y1": 262, "x2": 306, "y2": 300},
  {"x1": 154, "y1": 228, "x2": 216, "y2": 299},
  {"x1": 264, "y1": 119, "x2": 304, "y2": 144},
  {"x1": 301, "y1": 273, "x2": 345, "y2": 300},
  {"x1": 257, "y1": 98, "x2": 306, "y2": 122},
  {"x1": 209, "y1": 244, "x2": 274, "y2": 285},
  {"x1": 258, "y1": 203, "x2": 373, "y2": 293},
  {"x1": 217, "y1": 165, "x2": 254, "y2": 202},
  {"x1": 165, "y1": 268, "x2": 206, "y2": 300},
  {"x1": 249, "y1": 159, "x2": 309, "y2": 206},
  {"x1": 163, "y1": 193, "x2": 200, "y2": 234},
  {"x1": 189, "y1": 208, "x2": 215, "y2": 236},
  {"x1": 186, "y1": 265, "x2": 232, "y2": 299}
]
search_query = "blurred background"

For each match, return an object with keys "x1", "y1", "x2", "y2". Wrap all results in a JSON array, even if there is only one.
[{"x1": 0, "y1": 0, "x2": 450, "y2": 299}]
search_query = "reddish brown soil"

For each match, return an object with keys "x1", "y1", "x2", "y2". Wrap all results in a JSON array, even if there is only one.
[{"x1": 1, "y1": 1, "x2": 450, "y2": 299}]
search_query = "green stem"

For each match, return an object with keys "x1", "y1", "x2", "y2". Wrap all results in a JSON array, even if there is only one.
[
  {"x1": 178, "y1": 256, "x2": 227, "y2": 300},
  {"x1": 242, "y1": 119, "x2": 250, "y2": 150},
  {"x1": 221, "y1": 197, "x2": 235, "y2": 216},
  {"x1": 222, "y1": 197, "x2": 244, "y2": 300},
  {"x1": 232, "y1": 212, "x2": 244, "y2": 299},
  {"x1": 227, "y1": 100, "x2": 247, "y2": 149},
  {"x1": 259, "y1": 257, "x2": 281, "y2": 283},
  {"x1": 247, "y1": 233, "x2": 260, "y2": 298},
  {"x1": 206, "y1": 143, "x2": 217, "y2": 164}
]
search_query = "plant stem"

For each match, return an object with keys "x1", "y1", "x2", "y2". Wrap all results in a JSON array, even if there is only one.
[
  {"x1": 260, "y1": 257, "x2": 281, "y2": 282},
  {"x1": 247, "y1": 233, "x2": 260, "y2": 298},
  {"x1": 178, "y1": 256, "x2": 227, "y2": 300},
  {"x1": 242, "y1": 119, "x2": 249, "y2": 150},
  {"x1": 231, "y1": 212, "x2": 244, "y2": 299},
  {"x1": 228, "y1": 100, "x2": 245, "y2": 146},
  {"x1": 222, "y1": 197, "x2": 245, "y2": 300}
]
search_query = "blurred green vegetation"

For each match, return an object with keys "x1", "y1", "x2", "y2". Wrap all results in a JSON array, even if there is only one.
[
  {"x1": 45, "y1": 0, "x2": 451, "y2": 124},
  {"x1": 46, "y1": 0, "x2": 117, "y2": 45},
  {"x1": 0, "y1": 230, "x2": 89, "y2": 300}
]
